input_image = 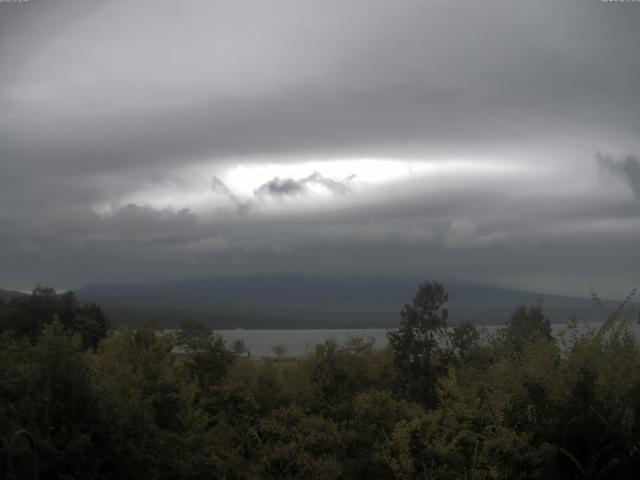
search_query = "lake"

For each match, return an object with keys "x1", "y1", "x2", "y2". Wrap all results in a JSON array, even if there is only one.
[
  {"x1": 216, "y1": 328, "x2": 389, "y2": 357},
  {"x1": 214, "y1": 321, "x2": 633, "y2": 357}
]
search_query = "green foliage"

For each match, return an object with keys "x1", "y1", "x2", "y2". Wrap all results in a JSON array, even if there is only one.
[
  {"x1": 0, "y1": 321, "x2": 98, "y2": 478},
  {"x1": 176, "y1": 319, "x2": 236, "y2": 391},
  {"x1": 2, "y1": 282, "x2": 640, "y2": 479},
  {"x1": 387, "y1": 281, "x2": 449, "y2": 405},
  {"x1": 254, "y1": 406, "x2": 343, "y2": 480},
  {"x1": 302, "y1": 337, "x2": 394, "y2": 421},
  {"x1": 0, "y1": 286, "x2": 109, "y2": 350},
  {"x1": 232, "y1": 338, "x2": 249, "y2": 356},
  {"x1": 501, "y1": 303, "x2": 552, "y2": 352},
  {"x1": 449, "y1": 321, "x2": 482, "y2": 363}
]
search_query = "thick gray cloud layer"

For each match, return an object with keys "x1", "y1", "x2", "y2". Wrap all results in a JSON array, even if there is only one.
[
  {"x1": 599, "y1": 153, "x2": 640, "y2": 199},
  {"x1": 1, "y1": 0, "x2": 640, "y2": 297}
]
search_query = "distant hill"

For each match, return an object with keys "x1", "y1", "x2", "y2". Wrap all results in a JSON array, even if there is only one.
[
  {"x1": 74, "y1": 274, "x2": 630, "y2": 329},
  {"x1": 0, "y1": 289, "x2": 27, "y2": 301}
]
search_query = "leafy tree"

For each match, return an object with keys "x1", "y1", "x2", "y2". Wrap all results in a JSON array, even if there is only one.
[
  {"x1": 350, "y1": 389, "x2": 423, "y2": 478},
  {"x1": 75, "y1": 301, "x2": 109, "y2": 350},
  {"x1": 304, "y1": 338, "x2": 386, "y2": 421},
  {"x1": 449, "y1": 321, "x2": 481, "y2": 363},
  {"x1": 3, "y1": 281, "x2": 640, "y2": 479},
  {"x1": 387, "y1": 280, "x2": 449, "y2": 406},
  {"x1": 90, "y1": 325, "x2": 207, "y2": 479},
  {"x1": 176, "y1": 319, "x2": 212, "y2": 353},
  {"x1": 0, "y1": 286, "x2": 108, "y2": 349},
  {"x1": 253, "y1": 406, "x2": 343, "y2": 480},
  {"x1": 231, "y1": 339, "x2": 249, "y2": 356},
  {"x1": 0, "y1": 321, "x2": 98, "y2": 478},
  {"x1": 176, "y1": 319, "x2": 235, "y2": 391},
  {"x1": 502, "y1": 303, "x2": 552, "y2": 352},
  {"x1": 271, "y1": 343, "x2": 288, "y2": 360}
]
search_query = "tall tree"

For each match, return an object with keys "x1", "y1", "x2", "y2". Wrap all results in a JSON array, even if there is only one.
[
  {"x1": 0, "y1": 287, "x2": 108, "y2": 349},
  {"x1": 176, "y1": 319, "x2": 235, "y2": 391},
  {"x1": 502, "y1": 303, "x2": 552, "y2": 352},
  {"x1": 387, "y1": 281, "x2": 449, "y2": 406}
]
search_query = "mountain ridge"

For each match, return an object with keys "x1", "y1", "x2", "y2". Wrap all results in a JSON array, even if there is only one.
[
  {"x1": 0, "y1": 289, "x2": 27, "y2": 301},
  {"x1": 72, "y1": 274, "x2": 628, "y2": 329}
]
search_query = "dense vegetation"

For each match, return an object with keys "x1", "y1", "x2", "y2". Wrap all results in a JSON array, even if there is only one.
[{"x1": 1, "y1": 282, "x2": 639, "y2": 479}]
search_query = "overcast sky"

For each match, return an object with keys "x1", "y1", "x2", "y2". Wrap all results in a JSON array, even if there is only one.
[{"x1": 1, "y1": 0, "x2": 640, "y2": 297}]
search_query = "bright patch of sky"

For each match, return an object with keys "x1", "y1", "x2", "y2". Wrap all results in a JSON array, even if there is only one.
[{"x1": 94, "y1": 157, "x2": 534, "y2": 215}]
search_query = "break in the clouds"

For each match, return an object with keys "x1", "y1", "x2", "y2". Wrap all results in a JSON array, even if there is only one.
[{"x1": 1, "y1": 0, "x2": 640, "y2": 297}]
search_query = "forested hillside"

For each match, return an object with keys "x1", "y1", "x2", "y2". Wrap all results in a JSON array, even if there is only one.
[
  {"x1": 1, "y1": 283, "x2": 639, "y2": 479},
  {"x1": 0, "y1": 289, "x2": 26, "y2": 302}
]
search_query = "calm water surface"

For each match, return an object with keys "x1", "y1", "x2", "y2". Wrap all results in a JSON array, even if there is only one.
[
  {"x1": 214, "y1": 321, "x2": 635, "y2": 357},
  {"x1": 217, "y1": 328, "x2": 389, "y2": 357}
]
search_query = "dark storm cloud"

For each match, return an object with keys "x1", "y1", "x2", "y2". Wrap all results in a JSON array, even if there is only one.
[
  {"x1": 1, "y1": 0, "x2": 640, "y2": 296},
  {"x1": 256, "y1": 172, "x2": 351, "y2": 197},
  {"x1": 2, "y1": 0, "x2": 639, "y2": 181},
  {"x1": 257, "y1": 177, "x2": 306, "y2": 196},
  {"x1": 598, "y1": 153, "x2": 640, "y2": 199},
  {"x1": 211, "y1": 176, "x2": 250, "y2": 213}
]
